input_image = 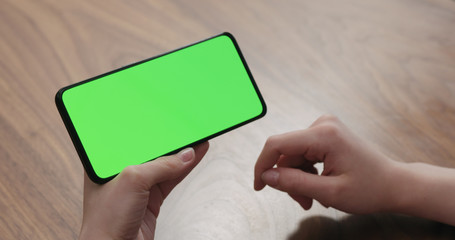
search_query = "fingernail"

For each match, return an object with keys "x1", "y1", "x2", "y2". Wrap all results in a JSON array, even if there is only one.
[
  {"x1": 178, "y1": 148, "x2": 194, "y2": 162},
  {"x1": 261, "y1": 169, "x2": 279, "y2": 186}
]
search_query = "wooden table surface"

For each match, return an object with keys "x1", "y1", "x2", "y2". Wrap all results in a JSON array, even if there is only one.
[{"x1": 1, "y1": 0, "x2": 455, "y2": 239}]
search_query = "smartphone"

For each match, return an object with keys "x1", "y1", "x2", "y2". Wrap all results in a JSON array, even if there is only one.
[{"x1": 55, "y1": 32, "x2": 266, "y2": 184}]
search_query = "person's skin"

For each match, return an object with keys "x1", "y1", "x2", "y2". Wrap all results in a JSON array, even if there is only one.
[
  {"x1": 79, "y1": 114, "x2": 455, "y2": 239},
  {"x1": 79, "y1": 142, "x2": 209, "y2": 240},
  {"x1": 254, "y1": 115, "x2": 455, "y2": 226}
]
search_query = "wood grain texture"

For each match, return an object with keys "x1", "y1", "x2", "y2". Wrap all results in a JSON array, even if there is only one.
[{"x1": 0, "y1": 0, "x2": 454, "y2": 239}]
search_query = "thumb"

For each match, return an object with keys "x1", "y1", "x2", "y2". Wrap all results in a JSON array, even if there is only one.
[
  {"x1": 117, "y1": 148, "x2": 196, "y2": 189},
  {"x1": 261, "y1": 167, "x2": 335, "y2": 201}
]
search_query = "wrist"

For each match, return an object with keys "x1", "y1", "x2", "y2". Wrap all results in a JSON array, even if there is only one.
[
  {"x1": 386, "y1": 161, "x2": 455, "y2": 225},
  {"x1": 385, "y1": 161, "x2": 417, "y2": 213},
  {"x1": 386, "y1": 161, "x2": 434, "y2": 214}
]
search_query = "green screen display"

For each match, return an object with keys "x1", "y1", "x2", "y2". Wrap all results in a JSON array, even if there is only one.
[{"x1": 56, "y1": 33, "x2": 266, "y2": 183}]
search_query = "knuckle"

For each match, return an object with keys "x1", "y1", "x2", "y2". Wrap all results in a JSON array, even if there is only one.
[
  {"x1": 318, "y1": 114, "x2": 339, "y2": 123},
  {"x1": 264, "y1": 135, "x2": 281, "y2": 149},
  {"x1": 159, "y1": 156, "x2": 182, "y2": 169},
  {"x1": 318, "y1": 122, "x2": 342, "y2": 140},
  {"x1": 120, "y1": 165, "x2": 143, "y2": 183},
  {"x1": 154, "y1": 156, "x2": 185, "y2": 176}
]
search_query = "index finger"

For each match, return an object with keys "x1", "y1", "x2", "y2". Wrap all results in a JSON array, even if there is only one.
[{"x1": 254, "y1": 127, "x2": 328, "y2": 190}]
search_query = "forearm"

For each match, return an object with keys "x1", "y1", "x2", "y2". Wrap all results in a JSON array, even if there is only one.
[{"x1": 391, "y1": 161, "x2": 455, "y2": 226}]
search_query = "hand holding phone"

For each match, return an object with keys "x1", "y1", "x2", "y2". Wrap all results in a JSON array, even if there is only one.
[{"x1": 56, "y1": 33, "x2": 266, "y2": 183}]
